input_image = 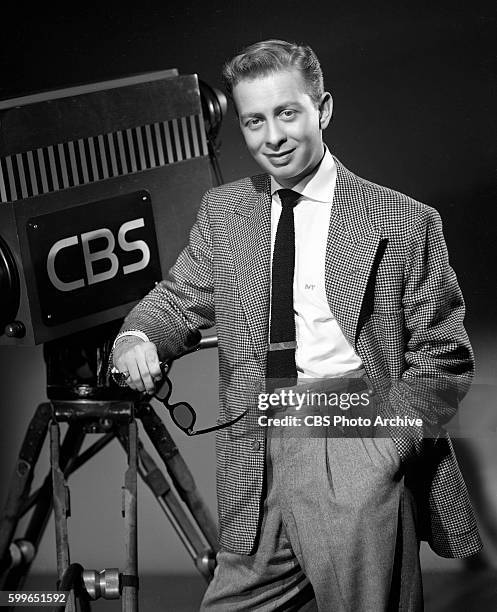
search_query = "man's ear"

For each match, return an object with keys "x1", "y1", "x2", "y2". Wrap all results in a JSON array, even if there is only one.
[{"x1": 318, "y1": 92, "x2": 333, "y2": 129}]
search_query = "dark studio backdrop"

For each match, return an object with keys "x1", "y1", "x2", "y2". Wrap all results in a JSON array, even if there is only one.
[{"x1": 0, "y1": 0, "x2": 496, "y2": 600}]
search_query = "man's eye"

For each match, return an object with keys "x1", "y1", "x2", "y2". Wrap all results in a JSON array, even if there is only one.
[
  {"x1": 280, "y1": 110, "x2": 296, "y2": 120},
  {"x1": 246, "y1": 118, "x2": 262, "y2": 129}
]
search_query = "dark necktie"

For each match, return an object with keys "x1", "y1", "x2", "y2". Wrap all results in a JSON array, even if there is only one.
[{"x1": 266, "y1": 189, "x2": 301, "y2": 389}]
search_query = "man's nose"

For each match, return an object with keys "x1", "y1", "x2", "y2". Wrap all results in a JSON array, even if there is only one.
[{"x1": 265, "y1": 120, "x2": 286, "y2": 148}]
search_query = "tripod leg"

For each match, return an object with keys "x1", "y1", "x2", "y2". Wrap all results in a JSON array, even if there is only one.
[
  {"x1": 1, "y1": 423, "x2": 86, "y2": 593},
  {"x1": 0, "y1": 403, "x2": 51, "y2": 584},
  {"x1": 50, "y1": 421, "x2": 77, "y2": 612},
  {"x1": 138, "y1": 403, "x2": 219, "y2": 551},
  {"x1": 121, "y1": 420, "x2": 138, "y2": 612},
  {"x1": 116, "y1": 431, "x2": 215, "y2": 582}
]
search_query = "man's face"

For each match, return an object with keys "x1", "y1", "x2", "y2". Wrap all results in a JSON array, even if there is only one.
[{"x1": 232, "y1": 69, "x2": 332, "y2": 188}]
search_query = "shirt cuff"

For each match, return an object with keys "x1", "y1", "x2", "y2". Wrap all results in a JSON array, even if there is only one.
[{"x1": 112, "y1": 330, "x2": 150, "y2": 350}]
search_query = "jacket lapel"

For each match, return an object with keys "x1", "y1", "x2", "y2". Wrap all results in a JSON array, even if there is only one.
[
  {"x1": 226, "y1": 176, "x2": 271, "y2": 360},
  {"x1": 325, "y1": 158, "x2": 384, "y2": 347}
]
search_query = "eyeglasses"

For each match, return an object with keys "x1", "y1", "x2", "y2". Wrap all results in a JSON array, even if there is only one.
[{"x1": 153, "y1": 362, "x2": 247, "y2": 436}]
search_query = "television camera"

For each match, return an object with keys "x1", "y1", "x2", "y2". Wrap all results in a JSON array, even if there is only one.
[{"x1": 0, "y1": 69, "x2": 227, "y2": 611}]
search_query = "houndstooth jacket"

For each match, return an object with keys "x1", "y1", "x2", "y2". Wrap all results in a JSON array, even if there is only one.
[{"x1": 120, "y1": 156, "x2": 482, "y2": 558}]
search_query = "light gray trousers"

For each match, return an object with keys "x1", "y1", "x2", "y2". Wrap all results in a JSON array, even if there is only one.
[{"x1": 201, "y1": 422, "x2": 423, "y2": 611}]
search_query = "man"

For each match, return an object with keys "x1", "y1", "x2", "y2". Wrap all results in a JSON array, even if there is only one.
[{"x1": 112, "y1": 40, "x2": 481, "y2": 610}]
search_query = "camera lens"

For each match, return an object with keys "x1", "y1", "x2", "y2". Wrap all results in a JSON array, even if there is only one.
[{"x1": 0, "y1": 235, "x2": 20, "y2": 333}]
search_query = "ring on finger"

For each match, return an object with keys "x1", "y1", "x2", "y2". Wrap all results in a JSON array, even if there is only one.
[{"x1": 111, "y1": 367, "x2": 131, "y2": 384}]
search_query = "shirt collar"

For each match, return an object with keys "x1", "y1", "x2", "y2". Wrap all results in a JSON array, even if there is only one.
[{"x1": 270, "y1": 145, "x2": 336, "y2": 203}]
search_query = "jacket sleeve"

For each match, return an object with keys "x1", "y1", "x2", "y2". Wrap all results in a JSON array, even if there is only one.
[
  {"x1": 381, "y1": 206, "x2": 474, "y2": 463},
  {"x1": 115, "y1": 189, "x2": 216, "y2": 360}
]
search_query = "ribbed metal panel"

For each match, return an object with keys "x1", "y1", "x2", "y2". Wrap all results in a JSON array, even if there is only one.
[{"x1": 0, "y1": 114, "x2": 208, "y2": 203}]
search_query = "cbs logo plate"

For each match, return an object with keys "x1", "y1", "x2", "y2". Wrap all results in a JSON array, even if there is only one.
[{"x1": 27, "y1": 190, "x2": 161, "y2": 326}]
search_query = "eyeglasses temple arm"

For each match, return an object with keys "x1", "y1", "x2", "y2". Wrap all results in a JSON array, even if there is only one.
[{"x1": 187, "y1": 409, "x2": 249, "y2": 436}]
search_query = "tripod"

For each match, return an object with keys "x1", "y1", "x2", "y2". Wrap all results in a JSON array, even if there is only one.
[{"x1": 0, "y1": 325, "x2": 219, "y2": 611}]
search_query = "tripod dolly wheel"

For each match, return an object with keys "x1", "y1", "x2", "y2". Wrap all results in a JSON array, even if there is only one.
[{"x1": 81, "y1": 568, "x2": 120, "y2": 600}]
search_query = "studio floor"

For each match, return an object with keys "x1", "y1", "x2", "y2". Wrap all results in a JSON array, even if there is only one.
[{"x1": 21, "y1": 571, "x2": 497, "y2": 611}]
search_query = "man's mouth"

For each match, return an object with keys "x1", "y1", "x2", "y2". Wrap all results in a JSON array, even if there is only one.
[{"x1": 265, "y1": 148, "x2": 295, "y2": 162}]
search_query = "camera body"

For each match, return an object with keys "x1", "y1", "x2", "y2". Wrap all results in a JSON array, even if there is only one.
[{"x1": 0, "y1": 69, "x2": 213, "y2": 345}]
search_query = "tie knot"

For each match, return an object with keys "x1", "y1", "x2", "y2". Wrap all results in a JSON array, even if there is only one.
[{"x1": 277, "y1": 189, "x2": 301, "y2": 209}]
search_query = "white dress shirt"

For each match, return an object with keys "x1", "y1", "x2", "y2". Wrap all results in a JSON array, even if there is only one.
[{"x1": 270, "y1": 147, "x2": 363, "y2": 379}]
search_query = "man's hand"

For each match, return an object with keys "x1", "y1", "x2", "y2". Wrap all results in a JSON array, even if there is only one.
[{"x1": 113, "y1": 337, "x2": 162, "y2": 394}]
